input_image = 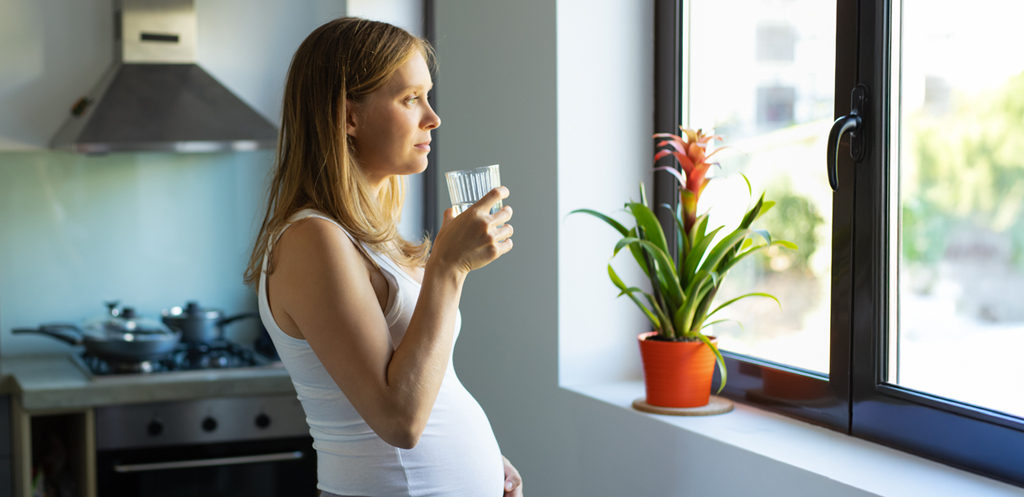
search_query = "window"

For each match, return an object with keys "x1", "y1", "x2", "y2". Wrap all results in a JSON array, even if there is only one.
[
  {"x1": 755, "y1": 85, "x2": 796, "y2": 127},
  {"x1": 755, "y1": 23, "x2": 797, "y2": 62},
  {"x1": 657, "y1": 0, "x2": 1024, "y2": 486}
]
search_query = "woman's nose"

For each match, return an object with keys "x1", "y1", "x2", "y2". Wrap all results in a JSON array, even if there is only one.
[{"x1": 424, "y1": 104, "x2": 441, "y2": 130}]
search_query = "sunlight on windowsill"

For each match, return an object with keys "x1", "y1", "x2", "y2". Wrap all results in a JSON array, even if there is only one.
[{"x1": 561, "y1": 381, "x2": 1024, "y2": 497}]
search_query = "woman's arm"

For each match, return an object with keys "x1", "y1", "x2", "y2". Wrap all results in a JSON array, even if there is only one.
[{"x1": 269, "y1": 187, "x2": 513, "y2": 449}]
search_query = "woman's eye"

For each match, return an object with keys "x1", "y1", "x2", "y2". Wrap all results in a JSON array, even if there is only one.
[{"x1": 405, "y1": 96, "x2": 419, "y2": 105}]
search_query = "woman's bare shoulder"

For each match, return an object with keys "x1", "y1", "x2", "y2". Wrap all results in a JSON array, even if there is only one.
[{"x1": 273, "y1": 217, "x2": 366, "y2": 272}]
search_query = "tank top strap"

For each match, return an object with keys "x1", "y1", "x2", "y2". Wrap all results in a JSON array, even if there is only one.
[
  {"x1": 274, "y1": 208, "x2": 383, "y2": 269},
  {"x1": 272, "y1": 208, "x2": 421, "y2": 288}
]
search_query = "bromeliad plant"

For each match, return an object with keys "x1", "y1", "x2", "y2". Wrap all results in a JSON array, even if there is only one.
[{"x1": 571, "y1": 127, "x2": 796, "y2": 391}]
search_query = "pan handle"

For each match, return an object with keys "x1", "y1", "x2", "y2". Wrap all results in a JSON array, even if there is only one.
[
  {"x1": 12, "y1": 324, "x2": 84, "y2": 346},
  {"x1": 216, "y1": 312, "x2": 260, "y2": 329}
]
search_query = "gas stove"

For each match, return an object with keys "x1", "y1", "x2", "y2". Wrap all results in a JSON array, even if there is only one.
[{"x1": 79, "y1": 339, "x2": 273, "y2": 376}]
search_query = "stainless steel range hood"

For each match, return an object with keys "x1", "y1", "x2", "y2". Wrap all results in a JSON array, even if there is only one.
[{"x1": 51, "y1": 0, "x2": 278, "y2": 154}]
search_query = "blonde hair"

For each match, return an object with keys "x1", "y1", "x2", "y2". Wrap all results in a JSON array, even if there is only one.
[{"x1": 244, "y1": 17, "x2": 433, "y2": 287}]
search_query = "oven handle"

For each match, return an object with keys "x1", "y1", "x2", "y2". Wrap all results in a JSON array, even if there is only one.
[{"x1": 113, "y1": 450, "x2": 305, "y2": 473}]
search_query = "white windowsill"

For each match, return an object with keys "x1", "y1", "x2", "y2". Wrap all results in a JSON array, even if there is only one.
[{"x1": 563, "y1": 381, "x2": 1024, "y2": 497}]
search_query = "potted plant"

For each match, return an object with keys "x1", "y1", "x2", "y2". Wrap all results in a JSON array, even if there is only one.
[{"x1": 571, "y1": 127, "x2": 795, "y2": 409}]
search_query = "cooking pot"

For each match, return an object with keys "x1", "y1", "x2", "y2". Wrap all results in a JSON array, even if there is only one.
[
  {"x1": 13, "y1": 302, "x2": 181, "y2": 362},
  {"x1": 161, "y1": 301, "x2": 259, "y2": 343}
]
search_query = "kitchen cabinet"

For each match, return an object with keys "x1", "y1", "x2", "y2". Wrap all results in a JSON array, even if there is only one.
[{"x1": 11, "y1": 399, "x2": 94, "y2": 497}]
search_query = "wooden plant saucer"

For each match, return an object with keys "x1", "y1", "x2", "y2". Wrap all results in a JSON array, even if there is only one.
[{"x1": 632, "y1": 395, "x2": 734, "y2": 416}]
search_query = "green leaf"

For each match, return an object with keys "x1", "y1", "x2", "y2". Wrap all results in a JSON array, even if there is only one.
[
  {"x1": 569, "y1": 209, "x2": 629, "y2": 236},
  {"x1": 751, "y1": 229, "x2": 771, "y2": 245},
  {"x1": 690, "y1": 214, "x2": 710, "y2": 250},
  {"x1": 621, "y1": 238, "x2": 685, "y2": 311},
  {"x1": 754, "y1": 200, "x2": 776, "y2": 221},
  {"x1": 607, "y1": 263, "x2": 629, "y2": 291},
  {"x1": 613, "y1": 236, "x2": 640, "y2": 257},
  {"x1": 615, "y1": 235, "x2": 677, "y2": 314},
  {"x1": 701, "y1": 319, "x2": 734, "y2": 329},
  {"x1": 627, "y1": 202, "x2": 671, "y2": 267},
  {"x1": 625, "y1": 228, "x2": 652, "y2": 277},
  {"x1": 700, "y1": 227, "x2": 751, "y2": 274},
  {"x1": 775, "y1": 240, "x2": 798, "y2": 250},
  {"x1": 706, "y1": 292, "x2": 781, "y2": 319},
  {"x1": 639, "y1": 182, "x2": 650, "y2": 208},
  {"x1": 679, "y1": 270, "x2": 719, "y2": 332},
  {"x1": 682, "y1": 226, "x2": 723, "y2": 287},
  {"x1": 716, "y1": 240, "x2": 791, "y2": 275},
  {"x1": 650, "y1": 290, "x2": 676, "y2": 338},
  {"x1": 695, "y1": 333, "x2": 728, "y2": 393},
  {"x1": 739, "y1": 193, "x2": 765, "y2": 229},
  {"x1": 741, "y1": 173, "x2": 752, "y2": 198},
  {"x1": 672, "y1": 302, "x2": 688, "y2": 336},
  {"x1": 608, "y1": 265, "x2": 662, "y2": 332},
  {"x1": 675, "y1": 203, "x2": 691, "y2": 263}
]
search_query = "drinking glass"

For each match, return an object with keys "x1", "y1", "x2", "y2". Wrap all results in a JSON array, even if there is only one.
[{"x1": 445, "y1": 164, "x2": 502, "y2": 216}]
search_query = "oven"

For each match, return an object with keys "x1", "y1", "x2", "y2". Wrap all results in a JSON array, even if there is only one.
[{"x1": 95, "y1": 395, "x2": 317, "y2": 497}]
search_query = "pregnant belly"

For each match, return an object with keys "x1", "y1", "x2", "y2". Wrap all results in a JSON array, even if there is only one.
[{"x1": 400, "y1": 381, "x2": 505, "y2": 497}]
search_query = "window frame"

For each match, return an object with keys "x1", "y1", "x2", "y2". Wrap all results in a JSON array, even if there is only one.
[
  {"x1": 846, "y1": 0, "x2": 1024, "y2": 486},
  {"x1": 657, "y1": 0, "x2": 1024, "y2": 487},
  {"x1": 654, "y1": 0, "x2": 851, "y2": 434}
]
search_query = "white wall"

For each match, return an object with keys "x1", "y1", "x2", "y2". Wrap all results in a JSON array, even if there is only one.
[
  {"x1": 436, "y1": 1, "x2": 878, "y2": 495},
  {"x1": 432, "y1": 1, "x2": 574, "y2": 495},
  {"x1": 556, "y1": 0, "x2": 653, "y2": 387}
]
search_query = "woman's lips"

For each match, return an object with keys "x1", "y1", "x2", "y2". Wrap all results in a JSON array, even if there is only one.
[{"x1": 414, "y1": 142, "x2": 431, "y2": 151}]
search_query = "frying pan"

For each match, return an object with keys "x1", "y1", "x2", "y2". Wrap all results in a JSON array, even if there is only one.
[{"x1": 13, "y1": 324, "x2": 181, "y2": 362}]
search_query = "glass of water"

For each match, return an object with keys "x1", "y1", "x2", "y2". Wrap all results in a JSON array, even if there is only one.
[{"x1": 445, "y1": 164, "x2": 502, "y2": 216}]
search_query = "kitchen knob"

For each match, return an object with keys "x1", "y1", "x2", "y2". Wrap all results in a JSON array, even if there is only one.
[
  {"x1": 255, "y1": 413, "x2": 271, "y2": 429},
  {"x1": 202, "y1": 417, "x2": 218, "y2": 432},
  {"x1": 147, "y1": 420, "x2": 163, "y2": 437}
]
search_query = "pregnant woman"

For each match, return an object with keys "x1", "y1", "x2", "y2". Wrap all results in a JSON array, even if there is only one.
[{"x1": 243, "y1": 17, "x2": 522, "y2": 497}]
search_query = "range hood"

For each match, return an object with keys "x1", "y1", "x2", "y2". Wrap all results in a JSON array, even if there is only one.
[{"x1": 51, "y1": 0, "x2": 278, "y2": 154}]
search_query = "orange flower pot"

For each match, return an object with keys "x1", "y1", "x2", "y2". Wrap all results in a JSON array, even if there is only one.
[{"x1": 638, "y1": 331, "x2": 717, "y2": 408}]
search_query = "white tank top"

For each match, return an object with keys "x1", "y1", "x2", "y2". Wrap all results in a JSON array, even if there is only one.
[{"x1": 257, "y1": 209, "x2": 504, "y2": 496}]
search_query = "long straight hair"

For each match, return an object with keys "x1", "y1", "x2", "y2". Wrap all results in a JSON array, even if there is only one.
[{"x1": 244, "y1": 18, "x2": 433, "y2": 287}]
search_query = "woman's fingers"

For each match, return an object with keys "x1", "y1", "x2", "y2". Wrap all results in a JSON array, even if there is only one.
[
  {"x1": 491, "y1": 205, "x2": 513, "y2": 226},
  {"x1": 430, "y1": 187, "x2": 514, "y2": 274},
  {"x1": 502, "y1": 455, "x2": 523, "y2": 496},
  {"x1": 493, "y1": 223, "x2": 513, "y2": 243},
  {"x1": 472, "y1": 186, "x2": 509, "y2": 214}
]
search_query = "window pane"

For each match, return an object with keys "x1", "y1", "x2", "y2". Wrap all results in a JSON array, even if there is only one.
[
  {"x1": 893, "y1": 0, "x2": 1024, "y2": 417},
  {"x1": 685, "y1": 0, "x2": 835, "y2": 373}
]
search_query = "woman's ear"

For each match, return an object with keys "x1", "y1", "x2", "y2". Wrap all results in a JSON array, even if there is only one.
[{"x1": 344, "y1": 99, "x2": 360, "y2": 138}]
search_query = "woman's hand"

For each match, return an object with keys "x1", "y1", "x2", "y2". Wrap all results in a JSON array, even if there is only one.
[
  {"x1": 430, "y1": 186, "x2": 514, "y2": 276},
  {"x1": 502, "y1": 455, "x2": 523, "y2": 496}
]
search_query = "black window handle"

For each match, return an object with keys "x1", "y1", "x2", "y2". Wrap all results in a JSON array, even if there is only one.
[{"x1": 827, "y1": 84, "x2": 869, "y2": 191}]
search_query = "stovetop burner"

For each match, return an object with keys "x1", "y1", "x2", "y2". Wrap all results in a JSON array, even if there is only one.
[{"x1": 82, "y1": 340, "x2": 270, "y2": 376}]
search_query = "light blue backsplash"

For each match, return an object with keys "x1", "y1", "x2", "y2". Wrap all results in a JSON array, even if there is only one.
[{"x1": 0, "y1": 150, "x2": 274, "y2": 355}]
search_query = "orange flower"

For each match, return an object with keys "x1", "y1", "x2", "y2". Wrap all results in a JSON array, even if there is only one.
[{"x1": 653, "y1": 127, "x2": 724, "y2": 232}]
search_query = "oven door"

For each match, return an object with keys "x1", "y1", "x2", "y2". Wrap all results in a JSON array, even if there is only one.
[{"x1": 96, "y1": 436, "x2": 317, "y2": 497}]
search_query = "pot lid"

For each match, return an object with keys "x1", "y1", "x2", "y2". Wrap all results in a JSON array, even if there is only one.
[
  {"x1": 162, "y1": 301, "x2": 222, "y2": 320},
  {"x1": 83, "y1": 302, "x2": 174, "y2": 338}
]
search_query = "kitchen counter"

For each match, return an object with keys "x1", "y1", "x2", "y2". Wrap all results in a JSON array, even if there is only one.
[{"x1": 0, "y1": 354, "x2": 295, "y2": 411}]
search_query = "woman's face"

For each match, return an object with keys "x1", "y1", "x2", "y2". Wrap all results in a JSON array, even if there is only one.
[{"x1": 346, "y1": 51, "x2": 440, "y2": 189}]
